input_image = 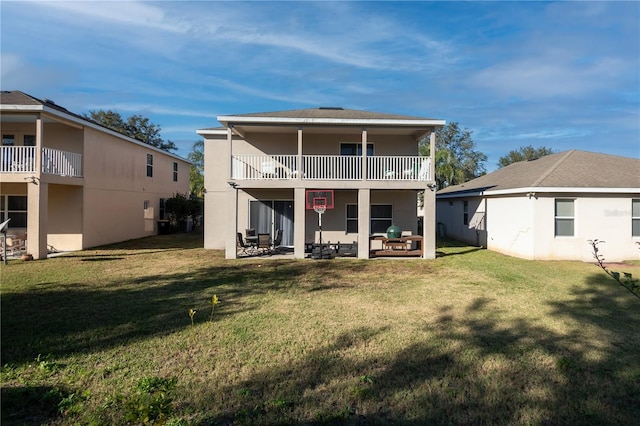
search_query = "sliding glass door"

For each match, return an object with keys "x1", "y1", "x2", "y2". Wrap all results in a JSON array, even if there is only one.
[{"x1": 249, "y1": 200, "x2": 294, "y2": 246}]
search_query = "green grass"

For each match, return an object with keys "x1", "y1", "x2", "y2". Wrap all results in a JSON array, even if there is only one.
[{"x1": 1, "y1": 233, "x2": 639, "y2": 425}]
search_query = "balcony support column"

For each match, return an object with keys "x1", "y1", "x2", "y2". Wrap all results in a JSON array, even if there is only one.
[
  {"x1": 35, "y1": 114, "x2": 43, "y2": 174},
  {"x1": 226, "y1": 125, "x2": 233, "y2": 180},
  {"x1": 297, "y1": 128, "x2": 303, "y2": 181},
  {"x1": 357, "y1": 188, "x2": 370, "y2": 259},
  {"x1": 361, "y1": 129, "x2": 367, "y2": 181},
  {"x1": 27, "y1": 180, "x2": 48, "y2": 260},
  {"x1": 429, "y1": 131, "x2": 436, "y2": 182},
  {"x1": 225, "y1": 183, "x2": 238, "y2": 259},
  {"x1": 294, "y1": 187, "x2": 306, "y2": 258}
]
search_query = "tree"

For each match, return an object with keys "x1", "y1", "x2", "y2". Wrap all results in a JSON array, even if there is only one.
[
  {"x1": 498, "y1": 145, "x2": 554, "y2": 168},
  {"x1": 85, "y1": 110, "x2": 177, "y2": 152},
  {"x1": 188, "y1": 140, "x2": 204, "y2": 198},
  {"x1": 419, "y1": 122, "x2": 487, "y2": 190}
]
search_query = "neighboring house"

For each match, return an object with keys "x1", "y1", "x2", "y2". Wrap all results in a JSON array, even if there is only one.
[
  {"x1": 436, "y1": 150, "x2": 640, "y2": 262},
  {"x1": 197, "y1": 107, "x2": 445, "y2": 259},
  {"x1": 0, "y1": 91, "x2": 190, "y2": 259}
]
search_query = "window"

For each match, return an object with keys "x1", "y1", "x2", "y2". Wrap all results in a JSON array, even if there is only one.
[
  {"x1": 346, "y1": 204, "x2": 358, "y2": 233},
  {"x1": 146, "y1": 154, "x2": 153, "y2": 177},
  {"x1": 340, "y1": 143, "x2": 374, "y2": 156},
  {"x1": 2, "y1": 135, "x2": 15, "y2": 146},
  {"x1": 0, "y1": 195, "x2": 27, "y2": 227},
  {"x1": 555, "y1": 199, "x2": 574, "y2": 237},
  {"x1": 371, "y1": 204, "x2": 392, "y2": 234},
  {"x1": 463, "y1": 201, "x2": 469, "y2": 225},
  {"x1": 173, "y1": 162, "x2": 178, "y2": 182},
  {"x1": 633, "y1": 199, "x2": 640, "y2": 237},
  {"x1": 159, "y1": 198, "x2": 166, "y2": 220}
]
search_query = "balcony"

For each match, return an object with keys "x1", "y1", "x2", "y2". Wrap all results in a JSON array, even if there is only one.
[
  {"x1": 1, "y1": 146, "x2": 82, "y2": 178},
  {"x1": 231, "y1": 154, "x2": 431, "y2": 181}
]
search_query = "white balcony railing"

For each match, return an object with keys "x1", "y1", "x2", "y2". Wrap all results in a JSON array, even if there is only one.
[
  {"x1": 0, "y1": 146, "x2": 82, "y2": 177},
  {"x1": 42, "y1": 147, "x2": 82, "y2": 177},
  {"x1": 231, "y1": 154, "x2": 431, "y2": 181}
]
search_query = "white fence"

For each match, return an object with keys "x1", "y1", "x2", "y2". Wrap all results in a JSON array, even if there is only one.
[
  {"x1": 231, "y1": 154, "x2": 431, "y2": 181},
  {"x1": 0, "y1": 146, "x2": 82, "y2": 177}
]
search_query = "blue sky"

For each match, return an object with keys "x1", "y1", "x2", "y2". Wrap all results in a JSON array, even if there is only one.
[{"x1": 2, "y1": 1, "x2": 638, "y2": 171}]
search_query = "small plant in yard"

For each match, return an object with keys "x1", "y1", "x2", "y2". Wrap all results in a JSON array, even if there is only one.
[
  {"x1": 588, "y1": 239, "x2": 640, "y2": 300},
  {"x1": 188, "y1": 308, "x2": 197, "y2": 329},
  {"x1": 123, "y1": 376, "x2": 178, "y2": 425},
  {"x1": 209, "y1": 294, "x2": 220, "y2": 323}
]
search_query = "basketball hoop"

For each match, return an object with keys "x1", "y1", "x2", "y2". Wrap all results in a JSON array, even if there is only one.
[{"x1": 313, "y1": 204, "x2": 326, "y2": 215}]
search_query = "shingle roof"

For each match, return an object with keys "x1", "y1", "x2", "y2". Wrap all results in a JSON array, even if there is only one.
[
  {"x1": 438, "y1": 150, "x2": 640, "y2": 195},
  {"x1": 221, "y1": 107, "x2": 439, "y2": 121},
  {"x1": 0, "y1": 90, "x2": 42, "y2": 106}
]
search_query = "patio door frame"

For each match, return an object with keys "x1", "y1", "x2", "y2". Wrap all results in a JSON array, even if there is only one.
[{"x1": 249, "y1": 199, "x2": 294, "y2": 247}]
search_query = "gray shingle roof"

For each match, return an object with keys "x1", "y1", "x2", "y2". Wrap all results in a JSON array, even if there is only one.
[
  {"x1": 221, "y1": 107, "x2": 438, "y2": 121},
  {"x1": 438, "y1": 150, "x2": 640, "y2": 195}
]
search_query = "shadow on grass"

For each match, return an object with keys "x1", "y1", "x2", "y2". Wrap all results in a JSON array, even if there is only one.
[
  {"x1": 192, "y1": 276, "x2": 639, "y2": 425},
  {"x1": 0, "y1": 258, "x2": 371, "y2": 365},
  {"x1": 1, "y1": 385, "x2": 70, "y2": 425}
]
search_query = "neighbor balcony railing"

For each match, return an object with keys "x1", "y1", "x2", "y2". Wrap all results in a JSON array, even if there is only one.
[
  {"x1": 231, "y1": 154, "x2": 431, "y2": 181},
  {"x1": 0, "y1": 146, "x2": 82, "y2": 177}
]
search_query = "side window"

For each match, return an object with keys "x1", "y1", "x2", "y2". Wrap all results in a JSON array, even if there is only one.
[
  {"x1": 632, "y1": 199, "x2": 640, "y2": 237},
  {"x1": 346, "y1": 204, "x2": 358, "y2": 233},
  {"x1": 555, "y1": 199, "x2": 574, "y2": 237},
  {"x1": 463, "y1": 201, "x2": 469, "y2": 225},
  {"x1": 146, "y1": 154, "x2": 153, "y2": 177},
  {"x1": 159, "y1": 198, "x2": 166, "y2": 220},
  {"x1": 173, "y1": 162, "x2": 178, "y2": 182},
  {"x1": 370, "y1": 204, "x2": 392, "y2": 234}
]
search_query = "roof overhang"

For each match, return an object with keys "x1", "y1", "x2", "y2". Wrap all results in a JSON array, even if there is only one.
[{"x1": 437, "y1": 186, "x2": 640, "y2": 199}]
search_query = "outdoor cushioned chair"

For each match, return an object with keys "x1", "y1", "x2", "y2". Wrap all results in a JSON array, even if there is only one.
[{"x1": 257, "y1": 233, "x2": 271, "y2": 255}]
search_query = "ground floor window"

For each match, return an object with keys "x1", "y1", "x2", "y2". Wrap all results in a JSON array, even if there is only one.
[
  {"x1": 0, "y1": 195, "x2": 27, "y2": 228},
  {"x1": 633, "y1": 199, "x2": 640, "y2": 237},
  {"x1": 346, "y1": 204, "x2": 358, "y2": 233},
  {"x1": 555, "y1": 199, "x2": 574, "y2": 237},
  {"x1": 344, "y1": 204, "x2": 393, "y2": 234},
  {"x1": 371, "y1": 204, "x2": 393, "y2": 234}
]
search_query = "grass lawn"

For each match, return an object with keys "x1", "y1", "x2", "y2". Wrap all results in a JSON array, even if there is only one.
[{"x1": 1, "y1": 233, "x2": 639, "y2": 425}]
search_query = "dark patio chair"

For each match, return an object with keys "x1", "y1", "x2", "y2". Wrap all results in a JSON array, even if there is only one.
[
  {"x1": 257, "y1": 233, "x2": 271, "y2": 255},
  {"x1": 237, "y1": 232, "x2": 255, "y2": 256}
]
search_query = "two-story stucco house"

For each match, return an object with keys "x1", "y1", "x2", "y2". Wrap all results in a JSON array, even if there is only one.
[
  {"x1": 0, "y1": 91, "x2": 190, "y2": 259},
  {"x1": 436, "y1": 150, "x2": 640, "y2": 262},
  {"x1": 197, "y1": 107, "x2": 445, "y2": 259}
]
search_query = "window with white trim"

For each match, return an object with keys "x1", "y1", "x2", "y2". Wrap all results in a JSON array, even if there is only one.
[
  {"x1": 632, "y1": 199, "x2": 640, "y2": 237},
  {"x1": 555, "y1": 199, "x2": 574, "y2": 237},
  {"x1": 346, "y1": 204, "x2": 358, "y2": 233},
  {"x1": 371, "y1": 204, "x2": 392, "y2": 234},
  {"x1": 146, "y1": 154, "x2": 153, "y2": 177}
]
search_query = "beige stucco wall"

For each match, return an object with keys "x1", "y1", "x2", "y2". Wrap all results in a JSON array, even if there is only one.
[
  {"x1": 437, "y1": 193, "x2": 640, "y2": 262},
  {"x1": 80, "y1": 127, "x2": 189, "y2": 249}
]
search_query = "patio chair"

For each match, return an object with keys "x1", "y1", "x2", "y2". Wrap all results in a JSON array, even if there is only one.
[
  {"x1": 257, "y1": 233, "x2": 272, "y2": 255},
  {"x1": 237, "y1": 232, "x2": 255, "y2": 256}
]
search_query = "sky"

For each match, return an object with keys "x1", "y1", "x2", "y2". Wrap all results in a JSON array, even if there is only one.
[{"x1": 1, "y1": 1, "x2": 639, "y2": 171}]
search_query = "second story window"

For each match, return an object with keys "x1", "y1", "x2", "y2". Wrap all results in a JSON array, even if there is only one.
[
  {"x1": 24, "y1": 135, "x2": 36, "y2": 146},
  {"x1": 146, "y1": 154, "x2": 153, "y2": 177},
  {"x1": 173, "y1": 162, "x2": 178, "y2": 182},
  {"x1": 2, "y1": 135, "x2": 15, "y2": 146},
  {"x1": 340, "y1": 143, "x2": 374, "y2": 156}
]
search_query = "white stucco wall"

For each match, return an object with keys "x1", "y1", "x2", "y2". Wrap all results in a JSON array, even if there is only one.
[{"x1": 437, "y1": 193, "x2": 640, "y2": 262}]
